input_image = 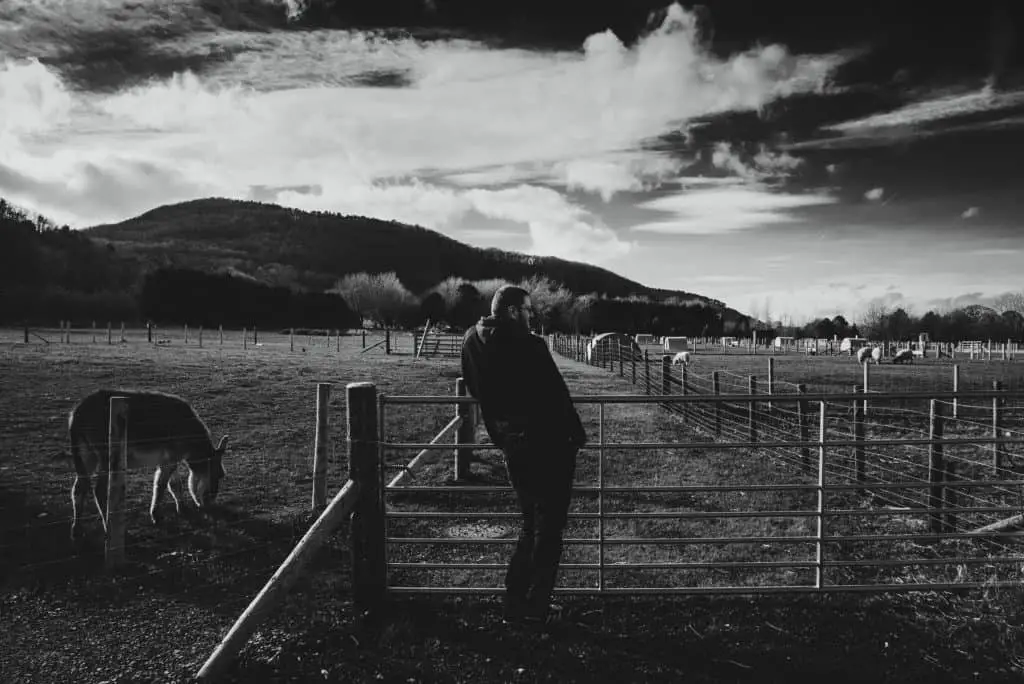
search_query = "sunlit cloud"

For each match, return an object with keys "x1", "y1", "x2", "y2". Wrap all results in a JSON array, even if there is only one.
[{"x1": 630, "y1": 185, "x2": 836, "y2": 235}]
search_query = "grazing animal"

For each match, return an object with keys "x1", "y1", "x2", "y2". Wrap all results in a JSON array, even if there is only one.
[
  {"x1": 871, "y1": 346, "x2": 882, "y2": 364},
  {"x1": 671, "y1": 351, "x2": 692, "y2": 365},
  {"x1": 65, "y1": 389, "x2": 229, "y2": 540},
  {"x1": 892, "y1": 349, "x2": 914, "y2": 365},
  {"x1": 856, "y1": 347, "x2": 872, "y2": 364}
]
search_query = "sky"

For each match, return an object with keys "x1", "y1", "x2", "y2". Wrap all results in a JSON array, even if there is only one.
[{"x1": 0, "y1": 0, "x2": 1022, "y2": 324}]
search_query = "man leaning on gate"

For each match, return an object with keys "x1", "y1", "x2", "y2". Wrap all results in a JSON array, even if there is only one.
[{"x1": 461, "y1": 285, "x2": 587, "y2": 624}]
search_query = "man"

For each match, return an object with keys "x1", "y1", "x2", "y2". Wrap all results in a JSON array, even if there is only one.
[{"x1": 461, "y1": 285, "x2": 586, "y2": 624}]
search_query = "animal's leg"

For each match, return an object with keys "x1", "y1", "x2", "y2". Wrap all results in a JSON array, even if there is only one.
[
  {"x1": 71, "y1": 474, "x2": 90, "y2": 541},
  {"x1": 166, "y1": 466, "x2": 184, "y2": 515},
  {"x1": 150, "y1": 466, "x2": 173, "y2": 525}
]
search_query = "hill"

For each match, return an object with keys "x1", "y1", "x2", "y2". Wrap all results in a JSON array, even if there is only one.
[{"x1": 86, "y1": 197, "x2": 734, "y2": 310}]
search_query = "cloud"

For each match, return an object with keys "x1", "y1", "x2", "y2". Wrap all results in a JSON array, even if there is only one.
[
  {"x1": 962, "y1": 206, "x2": 980, "y2": 219},
  {"x1": 710, "y1": 142, "x2": 803, "y2": 181},
  {"x1": 630, "y1": 185, "x2": 836, "y2": 235},
  {"x1": 0, "y1": 1, "x2": 845, "y2": 254},
  {"x1": 864, "y1": 187, "x2": 885, "y2": 202}
]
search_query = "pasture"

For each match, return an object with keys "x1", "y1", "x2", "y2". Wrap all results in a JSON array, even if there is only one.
[{"x1": 1, "y1": 329, "x2": 1024, "y2": 683}]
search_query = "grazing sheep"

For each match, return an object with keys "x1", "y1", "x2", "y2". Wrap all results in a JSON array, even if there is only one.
[
  {"x1": 892, "y1": 349, "x2": 914, "y2": 364},
  {"x1": 671, "y1": 351, "x2": 691, "y2": 365},
  {"x1": 856, "y1": 347, "x2": 871, "y2": 364},
  {"x1": 871, "y1": 346, "x2": 882, "y2": 364}
]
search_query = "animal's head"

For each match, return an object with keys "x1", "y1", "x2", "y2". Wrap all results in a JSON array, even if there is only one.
[{"x1": 188, "y1": 435, "x2": 229, "y2": 508}]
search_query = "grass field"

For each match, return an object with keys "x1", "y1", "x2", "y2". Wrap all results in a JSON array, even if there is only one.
[{"x1": 2, "y1": 329, "x2": 1024, "y2": 683}]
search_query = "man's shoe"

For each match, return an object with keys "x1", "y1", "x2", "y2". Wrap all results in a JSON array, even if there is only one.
[
  {"x1": 524, "y1": 601, "x2": 563, "y2": 625},
  {"x1": 502, "y1": 595, "x2": 530, "y2": 624}
]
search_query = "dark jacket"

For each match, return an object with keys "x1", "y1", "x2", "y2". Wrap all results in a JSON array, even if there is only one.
[{"x1": 462, "y1": 316, "x2": 586, "y2": 451}]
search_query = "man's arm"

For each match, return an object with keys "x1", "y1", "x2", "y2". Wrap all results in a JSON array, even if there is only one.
[{"x1": 529, "y1": 337, "x2": 587, "y2": 446}]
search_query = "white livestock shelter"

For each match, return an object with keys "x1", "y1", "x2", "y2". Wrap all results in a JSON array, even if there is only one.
[
  {"x1": 721, "y1": 336, "x2": 738, "y2": 347},
  {"x1": 635, "y1": 334, "x2": 657, "y2": 345},
  {"x1": 663, "y1": 336, "x2": 689, "y2": 352},
  {"x1": 587, "y1": 332, "x2": 642, "y2": 364},
  {"x1": 773, "y1": 336, "x2": 795, "y2": 349}
]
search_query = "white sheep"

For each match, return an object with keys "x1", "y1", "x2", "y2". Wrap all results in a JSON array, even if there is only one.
[
  {"x1": 856, "y1": 347, "x2": 872, "y2": 364},
  {"x1": 671, "y1": 351, "x2": 691, "y2": 366},
  {"x1": 892, "y1": 349, "x2": 914, "y2": 364},
  {"x1": 871, "y1": 346, "x2": 882, "y2": 364}
]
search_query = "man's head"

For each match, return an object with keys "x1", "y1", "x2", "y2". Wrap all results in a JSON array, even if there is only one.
[{"x1": 491, "y1": 285, "x2": 532, "y2": 330}]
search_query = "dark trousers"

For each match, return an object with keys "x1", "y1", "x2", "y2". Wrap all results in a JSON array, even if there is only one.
[{"x1": 503, "y1": 444, "x2": 577, "y2": 607}]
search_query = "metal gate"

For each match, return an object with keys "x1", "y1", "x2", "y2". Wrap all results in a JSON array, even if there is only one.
[{"x1": 378, "y1": 389, "x2": 1024, "y2": 596}]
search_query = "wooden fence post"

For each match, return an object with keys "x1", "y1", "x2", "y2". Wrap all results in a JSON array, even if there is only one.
[
  {"x1": 748, "y1": 376, "x2": 758, "y2": 443},
  {"x1": 147, "y1": 321, "x2": 152, "y2": 343},
  {"x1": 853, "y1": 385, "x2": 865, "y2": 493},
  {"x1": 348, "y1": 382, "x2": 385, "y2": 612},
  {"x1": 336, "y1": 330, "x2": 341, "y2": 353},
  {"x1": 290, "y1": 328, "x2": 295, "y2": 352},
  {"x1": 644, "y1": 350, "x2": 651, "y2": 395},
  {"x1": 184, "y1": 324, "x2": 189, "y2": 345},
  {"x1": 219, "y1": 324, "x2": 224, "y2": 346},
  {"x1": 713, "y1": 371, "x2": 721, "y2": 437},
  {"x1": 928, "y1": 399, "x2": 945, "y2": 534},
  {"x1": 862, "y1": 358, "x2": 870, "y2": 416},
  {"x1": 455, "y1": 378, "x2": 475, "y2": 480},
  {"x1": 361, "y1": 329, "x2": 366, "y2": 349},
  {"x1": 119, "y1": 322, "x2": 125, "y2": 344},
  {"x1": 385, "y1": 329, "x2": 391, "y2": 355},
  {"x1": 944, "y1": 460, "x2": 958, "y2": 534},
  {"x1": 243, "y1": 327, "x2": 248, "y2": 350},
  {"x1": 952, "y1": 365, "x2": 960, "y2": 419},
  {"x1": 92, "y1": 321, "x2": 97, "y2": 344},
  {"x1": 107, "y1": 321, "x2": 112, "y2": 345},
  {"x1": 681, "y1": 362, "x2": 689, "y2": 422},
  {"x1": 105, "y1": 396, "x2": 129, "y2": 570},
  {"x1": 816, "y1": 401, "x2": 827, "y2": 590},
  {"x1": 631, "y1": 349, "x2": 637, "y2": 384},
  {"x1": 798, "y1": 384, "x2": 809, "y2": 472},
  {"x1": 767, "y1": 357, "x2": 775, "y2": 414},
  {"x1": 23, "y1": 325, "x2": 29, "y2": 344},
  {"x1": 661, "y1": 354, "x2": 671, "y2": 396},
  {"x1": 312, "y1": 383, "x2": 331, "y2": 510},
  {"x1": 993, "y1": 380, "x2": 1005, "y2": 473}
]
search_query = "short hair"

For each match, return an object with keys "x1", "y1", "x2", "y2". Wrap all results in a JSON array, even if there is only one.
[{"x1": 491, "y1": 286, "x2": 530, "y2": 317}]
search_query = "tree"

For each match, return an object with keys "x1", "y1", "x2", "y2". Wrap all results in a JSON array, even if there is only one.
[
  {"x1": 859, "y1": 301, "x2": 890, "y2": 340},
  {"x1": 451, "y1": 282, "x2": 483, "y2": 329},
  {"x1": 884, "y1": 308, "x2": 913, "y2": 341},
  {"x1": 469, "y1": 278, "x2": 512, "y2": 309},
  {"x1": 420, "y1": 291, "x2": 446, "y2": 324},
  {"x1": 328, "y1": 271, "x2": 417, "y2": 327},
  {"x1": 994, "y1": 290, "x2": 1024, "y2": 315},
  {"x1": 430, "y1": 276, "x2": 466, "y2": 317},
  {"x1": 919, "y1": 311, "x2": 943, "y2": 339}
]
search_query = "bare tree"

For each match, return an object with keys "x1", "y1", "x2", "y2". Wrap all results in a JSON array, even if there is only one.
[
  {"x1": 994, "y1": 290, "x2": 1024, "y2": 315},
  {"x1": 859, "y1": 300, "x2": 890, "y2": 339},
  {"x1": 328, "y1": 272, "x2": 417, "y2": 328}
]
